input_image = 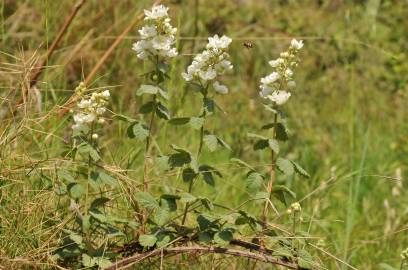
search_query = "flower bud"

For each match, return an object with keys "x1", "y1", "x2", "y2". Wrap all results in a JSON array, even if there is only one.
[{"x1": 92, "y1": 133, "x2": 99, "y2": 140}]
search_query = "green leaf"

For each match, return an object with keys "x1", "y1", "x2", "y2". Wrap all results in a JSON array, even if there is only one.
[
  {"x1": 378, "y1": 263, "x2": 399, "y2": 270},
  {"x1": 158, "y1": 88, "x2": 169, "y2": 100},
  {"x1": 90, "y1": 197, "x2": 110, "y2": 209},
  {"x1": 182, "y1": 168, "x2": 197, "y2": 182},
  {"x1": 180, "y1": 193, "x2": 196, "y2": 203},
  {"x1": 246, "y1": 172, "x2": 264, "y2": 192},
  {"x1": 160, "y1": 194, "x2": 179, "y2": 212},
  {"x1": 198, "y1": 231, "x2": 213, "y2": 243},
  {"x1": 58, "y1": 170, "x2": 75, "y2": 183},
  {"x1": 197, "y1": 214, "x2": 215, "y2": 230},
  {"x1": 68, "y1": 183, "x2": 85, "y2": 199},
  {"x1": 199, "y1": 197, "x2": 214, "y2": 210},
  {"x1": 99, "y1": 171, "x2": 118, "y2": 187},
  {"x1": 276, "y1": 158, "x2": 294, "y2": 176},
  {"x1": 268, "y1": 139, "x2": 280, "y2": 154},
  {"x1": 297, "y1": 249, "x2": 315, "y2": 269},
  {"x1": 247, "y1": 132, "x2": 268, "y2": 140},
  {"x1": 77, "y1": 142, "x2": 100, "y2": 161},
  {"x1": 204, "y1": 98, "x2": 215, "y2": 114},
  {"x1": 199, "y1": 165, "x2": 222, "y2": 186},
  {"x1": 203, "y1": 134, "x2": 218, "y2": 152},
  {"x1": 136, "y1": 84, "x2": 159, "y2": 96},
  {"x1": 95, "y1": 257, "x2": 112, "y2": 268},
  {"x1": 261, "y1": 123, "x2": 289, "y2": 141},
  {"x1": 254, "y1": 139, "x2": 269, "y2": 150},
  {"x1": 169, "y1": 117, "x2": 190, "y2": 125},
  {"x1": 68, "y1": 233, "x2": 83, "y2": 245},
  {"x1": 113, "y1": 113, "x2": 136, "y2": 122},
  {"x1": 272, "y1": 185, "x2": 296, "y2": 205},
  {"x1": 291, "y1": 160, "x2": 310, "y2": 178},
  {"x1": 155, "y1": 207, "x2": 170, "y2": 226},
  {"x1": 230, "y1": 158, "x2": 255, "y2": 171},
  {"x1": 127, "y1": 122, "x2": 149, "y2": 140},
  {"x1": 156, "y1": 232, "x2": 172, "y2": 247},
  {"x1": 156, "y1": 102, "x2": 170, "y2": 120},
  {"x1": 216, "y1": 136, "x2": 231, "y2": 150},
  {"x1": 139, "y1": 234, "x2": 157, "y2": 248},
  {"x1": 189, "y1": 117, "x2": 204, "y2": 130},
  {"x1": 156, "y1": 155, "x2": 170, "y2": 172},
  {"x1": 214, "y1": 229, "x2": 234, "y2": 247},
  {"x1": 89, "y1": 209, "x2": 108, "y2": 223},
  {"x1": 82, "y1": 253, "x2": 95, "y2": 267},
  {"x1": 169, "y1": 153, "x2": 191, "y2": 168},
  {"x1": 139, "y1": 101, "x2": 155, "y2": 114},
  {"x1": 135, "y1": 192, "x2": 159, "y2": 210}
]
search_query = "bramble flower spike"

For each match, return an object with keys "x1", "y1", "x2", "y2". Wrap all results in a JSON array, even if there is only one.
[
  {"x1": 182, "y1": 34, "x2": 233, "y2": 94},
  {"x1": 132, "y1": 5, "x2": 178, "y2": 59},
  {"x1": 259, "y1": 38, "x2": 303, "y2": 105}
]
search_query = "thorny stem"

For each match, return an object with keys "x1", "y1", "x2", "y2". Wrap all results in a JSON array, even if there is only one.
[
  {"x1": 262, "y1": 112, "x2": 278, "y2": 224},
  {"x1": 181, "y1": 90, "x2": 207, "y2": 225}
]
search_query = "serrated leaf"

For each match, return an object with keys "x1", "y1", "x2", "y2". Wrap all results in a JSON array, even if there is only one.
[
  {"x1": 276, "y1": 158, "x2": 294, "y2": 176},
  {"x1": 198, "y1": 231, "x2": 213, "y2": 243},
  {"x1": 169, "y1": 117, "x2": 190, "y2": 125},
  {"x1": 214, "y1": 229, "x2": 233, "y2": 247},
  {"x1": 156, "y1": 155, "x2": 170, "y2": 171},
  {"x1": 95, "y1": 257, "x2": 112, "y2": 268},
  {"x1": 128, "y1": 122, "x2": 149, "y2": 140},
  {"x1": 156, "y1": 233, "x2": 172, "y2": 247},
  {"x1": 156, "y1": 102, "x2": 170, "y2": 120},
  {"x1": 139, "y1": 234, "x2": 157, "y2": 248},
  {"x1": 190, "y1": 117, "x2": 204, "y2": 130},
  {"x1": 68, "y1": 183, "x2": 85, "y2": 199},
  {"x1": 135, "y1": 192, "x2": 159, "y2": 210},
  {"x1": 297, "y1": 249, "x2": 314, "y2": 269},
  {"x1": 246, "y1": 172, "x2": 264, "y2": 192},
  {"x1": 203, "y1": 134, "x2": 218, "y2": 152},
  {"x1": 82, "y1": 253, "x2": 95, "y2": 267},
  {"x1": 99, "y1": 171, "x2": 118, "y2": 187},
  {"x1": 254, "y1": 139, "x2": 269, "y2": 150},
  {"x1": 155, "y1": 207, "x2": 170, "y2": 226},
  {"x1": 291, "y1": 160, "x2": 310, "y2": 178},
  {"x1": 180, "y1": 193, "x2": 196, "y2": 203},
  {"x1": 182, "y1": 168, "x2": 197, "y2": 182},
  {"x1": 69, "y1": 233, "x2": 83, "y2": 245},
  {"x1": 58, "y1": 170, "x2": 75, "y2": 183},
  {"x1": 78, "y1": 143, "x2": 100, "y2": 161},
  {"x1": 160, "y1": 194, "x2": 179, "y2": 212},
  {"x1": 268, "y1": 139, "x2": 280, "y2": 154},
  {"x1": 139, "y1": 101, "x2": 155, "y2": 114},
  {"x1": 136, "y1": 84, "x2": 159, "y2": 96}
]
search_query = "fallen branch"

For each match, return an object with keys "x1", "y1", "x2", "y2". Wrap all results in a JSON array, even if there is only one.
[{"x1": 103, "y1": 246, "x2": 299, "y2": 270}]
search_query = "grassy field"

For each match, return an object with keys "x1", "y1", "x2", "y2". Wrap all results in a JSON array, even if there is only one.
[{"x1": 1, "y1": 0, "x2": 408, "y2": 269}]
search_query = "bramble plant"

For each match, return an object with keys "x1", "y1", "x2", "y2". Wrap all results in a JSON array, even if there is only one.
[{"x1": 53, "y1": 4, "x2": 320, "y2": 270}]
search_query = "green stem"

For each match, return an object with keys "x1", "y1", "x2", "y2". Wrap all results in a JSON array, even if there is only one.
[
  {"x1": 143, "y1": 95, "x2": 157, "y2": 192},
  {"x1": 181, "y1": 92, "x2": 207, "y2": 225},
  {"x1": 262, "y1": 112, "x2": 278, "y2": 223}
]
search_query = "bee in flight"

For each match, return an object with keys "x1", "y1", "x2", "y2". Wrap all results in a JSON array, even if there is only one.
[{"x1": 243, "y1": 41, "x2": 253, "y2": 49}]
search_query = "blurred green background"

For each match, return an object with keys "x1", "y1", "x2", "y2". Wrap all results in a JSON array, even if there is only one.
[{"x1": 1, "y1": 0, "x2": 407, "y2": 269}]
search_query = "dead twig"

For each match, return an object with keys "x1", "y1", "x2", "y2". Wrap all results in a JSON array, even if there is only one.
[{"x1": 103, "y1": 246, "x2": 299, "y2": 270}]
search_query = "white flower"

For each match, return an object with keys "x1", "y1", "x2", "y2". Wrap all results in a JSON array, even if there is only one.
[
  {"x1": 144, "y1": 5, "x2": 168, "y2": 20},
  {"x1": 133, "y1": 5, "x2": 177, "y2": 59},
  {"x1": 259, "y1": 86, "x2": 273, "y2": 98},
  {"x1": 290, "y1": 39, "x2": 304, "y2": 50},
  {"x1": 268, "y1": 58, "x2": 283, "y2": 67},
  {"x1": 139, "y1": 25, "x2": 157, "y2": 39},
  {"x1": 266, "y1": 90, "x2": 291, "y2": 105},
  {"x1": 101, "y1": 90, "x2": 110, "y2": 98},
  {"x1": 285, "y1": 68, "x2": 293, "y2": 77},
  {"x1": 213, "y1": 81, "x2": 229, "y2": 94},
  {"x1": 207, "y1": 35, "x2": 232, "y2": 49},
  {"x1": 260, "y1": 72, "x2": 280, "y2": 85},
  {"x1": 182, "y1": 34, "x2": 233, "y2": 93}
]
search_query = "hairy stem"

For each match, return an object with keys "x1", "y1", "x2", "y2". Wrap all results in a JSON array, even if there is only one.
[
  {"x1": 181, "y1": 93, "x2": 207, "y2": 225},
  {"x1": 262, "y1": 112, "x2": 278, "y2": 224}
]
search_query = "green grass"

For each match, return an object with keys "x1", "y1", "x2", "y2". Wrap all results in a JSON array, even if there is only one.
[{"x1": 1, "y1": 0, "x2": 408, "y2": 269}]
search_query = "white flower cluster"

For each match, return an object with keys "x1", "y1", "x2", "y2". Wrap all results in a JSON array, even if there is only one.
[
  {"x1": 259, "y1": 39, "x2": 304, "y2": 105},
  {"x1": 182, "y1": 35, "x2": 233, "y2": 94},
  {"x1": 132, "y1": 5, "x2": 178, "y2": 60},
  {"x1": 71, "y1": 83, "x2": 110, "y2": 136}
]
